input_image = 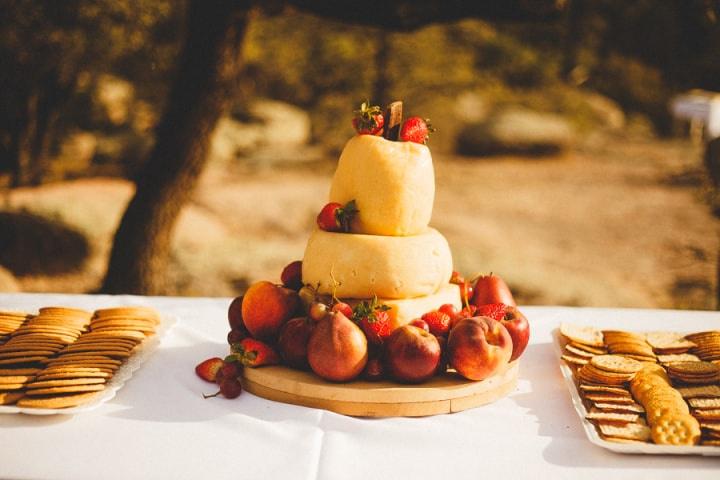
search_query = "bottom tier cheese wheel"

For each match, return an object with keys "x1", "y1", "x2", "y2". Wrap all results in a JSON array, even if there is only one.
[
  {"x1": 348, "y1": 283, "x2": 461, "y2": 331},
  {"x1": 302, "y1": 228, "x2": 453, "y2": 299}
]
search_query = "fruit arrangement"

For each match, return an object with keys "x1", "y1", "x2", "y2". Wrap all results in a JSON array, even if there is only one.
[
  {"x1": 195, "y1": 101, "x2": 531, "y2": 403},
  {"x1": 195, "y1": 268, "x2": 530, "y2": 399}
]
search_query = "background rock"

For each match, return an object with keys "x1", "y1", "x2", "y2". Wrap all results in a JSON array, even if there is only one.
[{"x1": 457, "y1": 107, "x2": 574, "y2": 156}]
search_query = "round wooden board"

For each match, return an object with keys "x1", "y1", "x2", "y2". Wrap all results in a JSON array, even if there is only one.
[{"x1": 240, "y1": 360, "x2": 519, "y2": 417}]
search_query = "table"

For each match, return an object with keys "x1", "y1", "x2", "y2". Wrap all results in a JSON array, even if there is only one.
[{"x1": 1, "y1": 293, "x2": 718, "y2": 480}]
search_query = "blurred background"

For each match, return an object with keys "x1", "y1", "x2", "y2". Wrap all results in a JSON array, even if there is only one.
[{"x1": 1, "y1": 0, "x2": 720, "y2": 309}]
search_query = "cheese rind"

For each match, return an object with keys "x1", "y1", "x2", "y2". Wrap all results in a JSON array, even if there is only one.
[
  {"x1": 302, "y1": 228, "x2": 453, "y2": 299},
  {"x1": 329, "y1": 135, "x2": 434, "y2": 236}
]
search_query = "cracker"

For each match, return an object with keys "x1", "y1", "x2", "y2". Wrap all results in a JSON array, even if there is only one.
[
  {"x1": 0, "y1": 356, "x2": 46, "y2": 365},
  {"x1": 560, "y1": 323, "x2": 604, "y2": 347},
  {"x1": 0, "y1": 375, "x2": 35, "y2": 384},
  {"x1": 16, "y1": 391, "x2": 101, "y2": 409},
  {"x1": 0, "y1": 350, "x2": 56, "y2": 359},
  {"x1": 586, "y1": 410, "x2": 639, "y2": 423},
  {"x1": 26, "y1": 378, "x2": 106, "y2": 389},
  {"x1": 0, "y1": 368, "x2": 41, "y2": 376},
  {"x1": 651, "y1": 413, "x2": 701, "y2": 445},
  {"x1": 0, "y1": 383, "x2": 28, "y2": 390},
  {"x1": 677, "y1": 385, "x2": 720, "y2": 399},
  {"x1": 38, "y1": 306, "x2": 92, "y2": 318},
  {"x1": 35, "y1": 371, "x2": 113, "y2": 380},
  {"x1": 701, "y1": 439, "x2": 720, "y2": 446},
  {"x1": 585, "y1": 393, "x2": 635, "y2": 404},
  {"x1": 693, "y1": 409, "x2": 720, "y2": 420},
  {"x1": 591, "y1": 355, "x2": 643, "y2": 374},
  {"x1": 0, "y1": 391, "x2": 24, "y2": 405},
  {"x1": 688, "y1": 398, "x2": 720, "y2": 409},
  {"x1": 561, "y1": 354, "x2": 588, "y2": 366},
  {"x1": 565, "y1": 344, "x2": 597, "y2": 358},
  {"x1": 657, "y1": 354, "x2": 701, "y2": 364},
  {"x1": 645, "y1": 331, "x2": 696, "y2": 350},
  {"x1": 579, "y1": 384, "x2": 631, "y2": 395},
  {"x1": 598, "y1": 423, "x2": 651, "y2": 442},
  {"x1": 24, "y1": 384, "x2": 106, "y2": 396},
  {"x1": 594, "y1": 402, "x2": 645, "y2": 413}
]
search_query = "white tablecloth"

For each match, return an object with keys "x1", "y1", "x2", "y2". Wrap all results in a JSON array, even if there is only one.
[{"x1": 0, "y1": 293, "x2": 718, "y2": 480}]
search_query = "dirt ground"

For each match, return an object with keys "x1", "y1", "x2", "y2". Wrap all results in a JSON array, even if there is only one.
[{"x1": 4, "y1": 133, "x2": 719, "y2": 310}]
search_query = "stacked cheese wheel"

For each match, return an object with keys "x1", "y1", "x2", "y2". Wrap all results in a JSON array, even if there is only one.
[{"x1": 302, "y1": 134, "x2": 461, "y2": 330}]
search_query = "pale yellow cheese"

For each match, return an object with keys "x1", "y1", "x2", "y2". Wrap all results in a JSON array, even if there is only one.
[
  {"x1": 302, "y1": 228, "x2": 453, "y2": 300},
  {"x1": 329, "y1": 135, "x2": 434, "y2": 236},
  {"x1": 367, "y1": 283, "x2": 461, "y2": 331}
]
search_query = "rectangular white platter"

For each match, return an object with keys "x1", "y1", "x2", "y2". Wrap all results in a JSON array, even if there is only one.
[
  {"x1": 552, "y1": 327, "x2": 720, "y2": 456},
  {"x1": 0, "y1": 313, "x2": 176, "y2": 415}
]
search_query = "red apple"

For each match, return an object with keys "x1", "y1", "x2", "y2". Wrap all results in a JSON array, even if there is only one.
[
  {"x1": 500, "y1": 306, "x2": 530, "y2": 361},
  {"x1": 471, "y1": 274, "x2": 516, "y2": 307},
  {"x1": 227, "y1": 295, "x2": 246, "y2": 331},
  {"x1": 278, "y1": 316, "x2": 316, "y2": 369},
  {"x1": 384, "y1": 325, "x2": 441, "y2": 383},
  {"x1": 447, "y1": 316, "x2": 512, "y2": 381},
  {"x1": 241, "y1": 281, "x2": 300, "y2": 340},
  {"x1": 281, "y1": 260, "x2": 303, "y2": 290}
]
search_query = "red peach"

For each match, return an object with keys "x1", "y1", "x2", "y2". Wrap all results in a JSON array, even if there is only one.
[
  {"x1": 241, "y1": 281, "x2": 299, "y2": 340},
  {"x1": 447, "y1": 316, "x2": 512, "y2": 381}
]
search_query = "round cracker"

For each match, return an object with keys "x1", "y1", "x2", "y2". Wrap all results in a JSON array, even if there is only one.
[
  {"x1": 25, "y1": 384, "x2": 106, "y2": 396},
  {"x1": 27, "y1": 377, "x2": 106, "y2": 389},
  {"x1": 651, "y1": 412, "x2": 701, "y2": 445},
  {"x1": 16, "y1": 391, "x2": 101, "y2": 409}
]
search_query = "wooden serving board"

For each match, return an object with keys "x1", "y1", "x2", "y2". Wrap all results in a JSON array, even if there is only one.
[{"x1": 241, "y1": 360, "x2": 519, "y2": 417}]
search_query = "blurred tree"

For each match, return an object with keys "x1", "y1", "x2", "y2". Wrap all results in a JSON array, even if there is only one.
[
  {"x1": 0, "y1": 0, "x2": 176, "y2": 185},
  {"x1": 100, "y1": 0, "x2": 564, "y2": 294}
]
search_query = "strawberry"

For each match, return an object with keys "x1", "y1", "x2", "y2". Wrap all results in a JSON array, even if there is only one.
[
  {"x1": 476, "y1": 303, "x2": 509, "y2": 322},
  {"x1": 353, "y1": 299, "x2": 392, "y2": 345},
  {"x1": 316, "y1": 200, "x2": 359, "y2": 233},
  {"x1": 352, "y1": 101, "x2": 384, "y2": 135},
  {"x1": 450, "y1": 270, "x2": 465, "y2": 285},
  {"x1": 421, "y1": 310, "x2": 451, "y2": 337},
  {"x1": 195, "y1": 357, "x2": 224, "y2": 383},
  {"x1": 399, "y1": 116, "x2": 433, "y2": 144},
  {"x1": 231, "y1": 338, "x2": 280, "y2": 367}
]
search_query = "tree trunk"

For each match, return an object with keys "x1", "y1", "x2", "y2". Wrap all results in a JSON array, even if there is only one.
[
  {"x1": 10, "y1": 91, "x2": 39, "y2": 187},
  {"x1": 372, "y1": 34, "x2": 390, "y2": 106},
  {"x1": 101, "y1": 0, "x2": 252, "y2": 294}
]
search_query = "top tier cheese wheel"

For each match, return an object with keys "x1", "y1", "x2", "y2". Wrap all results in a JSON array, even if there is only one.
[
  {"x1": 329, "y1": 135, "x2": 434, "y2": 236},
  {"x1": 302, "y1": 227, "x2": 453, "y2": 300}
]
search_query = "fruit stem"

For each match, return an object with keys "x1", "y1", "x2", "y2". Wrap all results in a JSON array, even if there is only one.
[{"x1": 203, "y1": 390, "x2": 221, "y2": 399}]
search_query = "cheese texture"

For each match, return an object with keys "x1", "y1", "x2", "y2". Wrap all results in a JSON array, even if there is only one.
[
  {"x1": 302, "y1": 228, "x2": 453, "y2": 299},
  {"x1": 329, "y1": 135, "x2": 434, "y2": 236},
  {"x1": 364, "y1": 283, "x2": 461, "y2": 331}
]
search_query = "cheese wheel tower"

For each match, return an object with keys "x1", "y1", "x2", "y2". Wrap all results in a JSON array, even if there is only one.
[{"x1": 302, "y1": 131, "x2": 461, "y2": 330}]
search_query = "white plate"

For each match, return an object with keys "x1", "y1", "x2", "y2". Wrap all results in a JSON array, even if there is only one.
[
  {"x1": 553, "y1": 328, "x2": 720, "y2": 456},
  {"x1": 0, "y1": 314, "x2": 176, "y2": 415}
]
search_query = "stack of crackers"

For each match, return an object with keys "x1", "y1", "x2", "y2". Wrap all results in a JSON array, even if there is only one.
[
  {"x1": 0, "y1": 306, "x2": 159, "y2": 410},
  {"x1": 559, "y1": 323, "x2": 720, "y2": 448}
]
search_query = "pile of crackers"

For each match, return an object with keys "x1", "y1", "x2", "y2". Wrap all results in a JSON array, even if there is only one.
[
  {"x1": 0, "y1": 306, "x2": 159, "y2": 410},
  {"x1": 560, "y1": 323, "x2": 720, "y2": 447}
]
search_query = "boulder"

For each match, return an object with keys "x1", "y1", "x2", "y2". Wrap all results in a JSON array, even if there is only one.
[
  {"x1": 582, "y1": 92, "x2": 625, "y2": 130},
  {"x1": 457, "y1": 107, "x2": 574, "y2": 156},
  {"x1": 0, "y1": 265, "x2": 20, "y2": 292},
  {"x1": 211, "y1": 99, "x2": 311, "y2": 164}
]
